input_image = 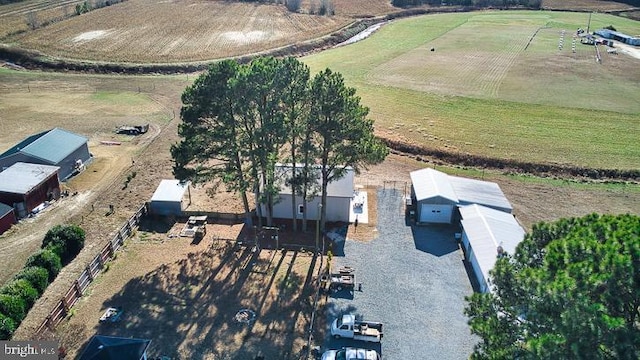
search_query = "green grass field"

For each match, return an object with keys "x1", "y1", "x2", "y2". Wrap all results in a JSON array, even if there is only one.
[{"x1": 302, "y1": 11, "x2": 640, "y2": 170}]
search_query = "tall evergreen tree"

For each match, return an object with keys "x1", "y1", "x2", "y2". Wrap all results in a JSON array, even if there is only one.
[
  {"x1": 465, "y1": 213, "x2": 640, "y2": 360},
  {"x1": 309, "y1": 69, "x2": 388, "y2": 231}
]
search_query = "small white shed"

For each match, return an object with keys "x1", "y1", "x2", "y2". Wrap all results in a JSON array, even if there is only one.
[
  {"x1": 459, "y1": 204, "x2": 525, "y2": 293},
  {"x1": 149, "y1": 180, "x2": 190, "y2": 216}
]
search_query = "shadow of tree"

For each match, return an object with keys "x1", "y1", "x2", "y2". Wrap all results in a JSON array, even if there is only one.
[{"x1": 76, "y1": 240, "x2": 322, "y2": 359}]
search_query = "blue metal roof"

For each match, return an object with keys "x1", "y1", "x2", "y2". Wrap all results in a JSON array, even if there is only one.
[{"x1": 0, "y1": 128, "x2": 87, "y2": 165}]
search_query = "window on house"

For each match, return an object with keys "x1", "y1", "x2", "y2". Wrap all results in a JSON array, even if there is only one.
[{"x1": 298, "y1": 205, "x2": 304, "y2": 215}]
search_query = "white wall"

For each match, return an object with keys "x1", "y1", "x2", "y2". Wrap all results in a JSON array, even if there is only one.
[{"x1": 268, "y1": 195, "x2": 350, "y2": 222}]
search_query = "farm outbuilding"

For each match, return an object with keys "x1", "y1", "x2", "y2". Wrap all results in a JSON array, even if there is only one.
[
  {"x1": 265, "y1": 164, "x2": 355, "y2": 223},
  {"x1": 0, "y1": 128, "x2": 91, "y2": 181},
  {"x1": 410, "y1": 168, "x2": 512, "y2": 224},
  {"x1": 78, "y1": 335, "x2": 151, "y2": 360},
  {"x1": 459, "y1": 204, "x2": 525, "y2": 293},
  {"x1": 594, "y1": 29, "x2": 640, "y2": 46},
  {"x1": 0, "y1": 162, "x2": 60, "y2": 218},
  {"x1": 149, "y1": 180, "x2": 190, "y2": 216},
  {"x1": 0, "y1": 202, "x2": 17, "y2": 235}
]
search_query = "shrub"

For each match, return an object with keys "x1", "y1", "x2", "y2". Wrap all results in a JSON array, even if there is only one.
[
  {"x1": 26, "y1": 249, "x2": 62, "y2": 282},
  {"x1": 0, "y1": 313, "x2": 16, "y2": 340},
  {"x1": 0, "y1": 280, "x2": 39, "y2": 309},
  {"x1": 0, "y1": 294, "x2": 26, "y2": 323},
  {"x1": 13, "y1": 267, "x2": 49, "y2": 295},
  {"x1": 42, "y1": 224, "x2": 85, "y2": 265}
]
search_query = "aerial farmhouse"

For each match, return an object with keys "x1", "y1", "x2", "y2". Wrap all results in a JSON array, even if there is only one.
[
  {"x1": 0, "y1": 128, "x2": 91, "y2": 181},
  {"x1": 265, "y1": 164, "x2": 355, "y2": 223}
]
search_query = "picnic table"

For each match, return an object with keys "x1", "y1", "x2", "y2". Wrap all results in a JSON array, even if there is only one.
[{"x1": 99, "y1": 307, "x2": 123, "y2": 323}]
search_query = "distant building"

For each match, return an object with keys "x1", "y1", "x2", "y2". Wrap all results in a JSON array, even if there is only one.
[
  {"x1": 265, "y1": 164, "x2": 355, "y2": 223},
  {"x1": 0, "y1": 128, "x2": 91, "y2": 181},
  {"x1": 149, "y1": 180, "x2": 190, "y2": 216},
  {"x1": 0, "y1": 162, "x2": 60, "y2": 218},
  {"x1": 409, "y1": 168, "x2": 512, "y2": 224},
  {"x1": 0, "y1": 202, "x2": 16, "y2": 235},
  {"x1": 594, "y1": 29, "x2": 640, "y2": 46}
]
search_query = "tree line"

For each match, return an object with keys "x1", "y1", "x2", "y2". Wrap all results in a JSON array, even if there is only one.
[
  {"x1": 171, "y1": 57, "x2": 387, "y2": 233},
  {"x1": 0, "y1": 225, "x2": 85, "y2": 340},
  {"x1": 391, "y1": 0, "x2": 542, "y2": 8}
]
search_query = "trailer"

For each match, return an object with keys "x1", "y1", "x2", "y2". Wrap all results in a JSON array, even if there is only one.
[
  {"x1": 330, "y1": 314, "x2": 383, "y2": 343},
  {"x1": 327, "y1": 266, "x2": 355, "y2": 292}
]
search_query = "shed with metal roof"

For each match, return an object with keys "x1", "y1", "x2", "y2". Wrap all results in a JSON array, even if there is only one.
[
  {"x1": 0, "y1": 128, "x2": 91, "y2": 181},
  {"x1": 149, "y1": 180, "x2": 190, "y2": 216},
  {"x1": 0, "y1": 202, "x2": 17, "y2": 235},
  {"x1": 410, "y1": 168, "x2": 513, "y2": 224},
  {"x1": 459, "y1": 204, "x2": 525, "y2": 293},
  {"x1": 0, "y1": 162, "x2": 61, "y2": 218}
]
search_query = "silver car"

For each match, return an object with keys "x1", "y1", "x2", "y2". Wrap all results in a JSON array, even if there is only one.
[{"x1": 321, "y1": 347, "x2": 381, "y2": 360}]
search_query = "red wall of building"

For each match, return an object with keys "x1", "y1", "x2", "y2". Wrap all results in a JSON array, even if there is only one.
[
  {"x1": 0, "y1": 209, "x2": 16, "y2": 235},
  {"x1": 0, "y1": 172, "x2": 60, "y2": 217}
]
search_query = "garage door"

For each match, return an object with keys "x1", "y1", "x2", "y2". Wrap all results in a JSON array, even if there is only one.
[{"x1": 419, "y1": 204, "x2": 453, "y2": 223}]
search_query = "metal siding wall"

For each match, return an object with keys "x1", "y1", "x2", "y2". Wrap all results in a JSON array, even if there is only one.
[
  {"x1": 325, "y1": 197, "x2": 350, "y2": 222},
  {"x1": 59, "y1": 143, "x2": 91, "y2": 180},
  {"x1": 0, "y1": 153, "x2": 31, "y2": 170},
  {"x1": 150, "y1": 201, "x2": 182, "y2": 216}
]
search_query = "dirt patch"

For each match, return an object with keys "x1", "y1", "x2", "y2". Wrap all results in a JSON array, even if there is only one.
[
  {"x1": 55, "y1": 223, "x2": 324, "y2": 359},
  {"x1": 72, "y1": 30, "x2": 111, "y2": 43}
]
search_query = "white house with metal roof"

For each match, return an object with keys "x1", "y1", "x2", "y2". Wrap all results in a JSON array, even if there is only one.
[
  {"x1": 0, "y1": 162, "x2": 61, "y2": 218},
  {"x1": 459, "y1": 204, "x2": 525, "y2": 293},
  {"x1": 409, "y1": 168, "x2": 512, "y2": 224},
  {"x1": 0, "y1": 128, "x2": 91, "y2": 181},
  {"x1": 149, "y1": 180, "x2": 190, "y2": 216},
  {"x1": 265, "y1": 164, "x2": 355, "y2": 223}
]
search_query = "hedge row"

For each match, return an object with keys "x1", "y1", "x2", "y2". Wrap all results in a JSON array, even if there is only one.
[
  {"x1": 0, "y1": 225, "x2": 85, "y2": 340},
  {"x1": 382, "y1": 138, "x2": 640, "y2": 182}
]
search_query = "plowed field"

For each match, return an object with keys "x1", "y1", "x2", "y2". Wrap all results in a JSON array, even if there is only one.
[{"x1": 2, "y1": 0, "x2": 396, "y2": 63}]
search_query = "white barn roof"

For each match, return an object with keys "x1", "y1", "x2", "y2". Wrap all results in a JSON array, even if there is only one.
[
  {"x1": 0, "y1": 162, "x2": 59, "y2": 195},
  {"x1": 410, "y1": 168, "x2": 458, "y2": 203},
  {"x1": 460, "y1": 204, "x2": 525, "y2": 286},
  {"x1": 274, "y1": 164, "x2": 354, "y2": 198},
  {"x1": 410, "y1": 168, "x2": 513, "y2": 212},
  {"x1": 150, "y1": 180, "x2": 189, "y2": 202},
  {"x1": 448, "y1": 176, "x2": 513, "y2": 213}
]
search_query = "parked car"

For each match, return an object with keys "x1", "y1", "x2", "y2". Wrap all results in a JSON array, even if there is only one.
[{"x1": 321, "y1": 347, "x2": 381, "y2": 360}]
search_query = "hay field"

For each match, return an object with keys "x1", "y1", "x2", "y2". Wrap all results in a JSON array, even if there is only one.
[
  {"x1": 0, "y1": 0, "x2": 84, "y2": 38},
  {"x1": 303, "y1": 11, "x2": 640, "y2": 170},
  {"x1": 2, "y1": 0, "x2": 394, "y2": 63}
]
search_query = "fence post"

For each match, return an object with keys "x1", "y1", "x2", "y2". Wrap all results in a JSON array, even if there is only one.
[
  {"x1": 61, "y1": 298, "x2": 69, "y2": 317},
  {"x1": 86, "y1": 265, "x2": 94, "y2": 281},
  {"x1": 74, "y1": 280, "x2": 83, "y2": 296}
]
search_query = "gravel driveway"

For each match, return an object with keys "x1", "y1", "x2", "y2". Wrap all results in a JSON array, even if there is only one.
[{"x1": 324, "y1": 188, "x2": 477, "y2": 359}]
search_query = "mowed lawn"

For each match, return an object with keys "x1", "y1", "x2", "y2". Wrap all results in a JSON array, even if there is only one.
[{"x1": 302, "y1": 11, "x2": 640, "y2": 170}]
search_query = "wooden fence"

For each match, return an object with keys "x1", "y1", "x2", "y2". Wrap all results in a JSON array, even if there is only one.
[{"x1": 34, "y1": 204, "x2": 148, "y2": 336}]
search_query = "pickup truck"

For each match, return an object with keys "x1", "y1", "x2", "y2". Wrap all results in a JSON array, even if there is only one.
[
  {"x1": 331, "y1": 314, "x2": 383, "y2": 343},
  {"x1": 321, "y1": 347, "x2": 381, "y2": 360}
]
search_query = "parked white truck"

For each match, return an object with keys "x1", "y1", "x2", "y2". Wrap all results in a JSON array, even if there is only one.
[{"x1": 330, "y1": 314, "x2": 383, "y2": 343}]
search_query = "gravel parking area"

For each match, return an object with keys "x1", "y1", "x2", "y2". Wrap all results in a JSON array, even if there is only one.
[{"x1": 324, "y1": 188, "x2": 477, "y2": 359}]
